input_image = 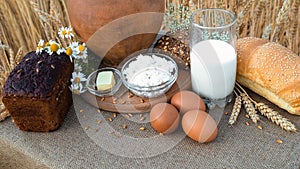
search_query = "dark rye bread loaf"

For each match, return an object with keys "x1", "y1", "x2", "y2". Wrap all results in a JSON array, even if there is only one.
[{"x1": 2, "y1": 51, "x2": 74, "y2": 132}]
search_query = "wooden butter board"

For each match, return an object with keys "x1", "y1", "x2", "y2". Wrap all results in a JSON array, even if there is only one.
[{"x1": 81, "y1": 68, "x2": 191, "y2": 113}]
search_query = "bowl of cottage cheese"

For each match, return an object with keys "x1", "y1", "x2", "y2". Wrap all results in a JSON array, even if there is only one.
[{"x1": 121, "y1": 52, "x2": 178, "y2": 98}]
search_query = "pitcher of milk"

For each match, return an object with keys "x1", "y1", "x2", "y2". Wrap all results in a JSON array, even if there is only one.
[{"x1": 190, "y1": 9, "x2": 237, "y2": 108}]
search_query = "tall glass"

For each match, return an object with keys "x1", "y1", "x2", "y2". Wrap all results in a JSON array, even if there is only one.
[{"x1": 190, "y1": 9, "x2": 237, "y2": 108}]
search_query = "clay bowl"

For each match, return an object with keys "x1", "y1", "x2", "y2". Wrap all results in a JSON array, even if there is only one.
[{"x1": 68, "y1": 0, "x2": 165, "y2": 66}]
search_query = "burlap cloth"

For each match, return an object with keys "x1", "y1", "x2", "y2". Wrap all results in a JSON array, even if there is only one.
[{"x1": 1, "y1": 90, "x2": 300, "y2": 169}]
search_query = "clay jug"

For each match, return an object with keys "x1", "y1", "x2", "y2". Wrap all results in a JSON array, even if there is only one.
[{"x1": 68, "y1": 0, "x2": 165, "y2": 66}]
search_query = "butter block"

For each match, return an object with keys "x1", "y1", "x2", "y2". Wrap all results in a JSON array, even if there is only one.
[{"x1": 96, "y1": 71, "x2": 116, "y2": 90}]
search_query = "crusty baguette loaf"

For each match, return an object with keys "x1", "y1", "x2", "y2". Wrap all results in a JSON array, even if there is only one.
[{"x1": 236, "y1": 37, "x2": 300, "y2": 115}]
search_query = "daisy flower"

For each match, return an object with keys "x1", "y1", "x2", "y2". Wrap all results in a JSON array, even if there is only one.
[
  {"x1": 76, "y1": 43, "x2": 86, "y2": 54},
  {"x1": 65, "y1": 27, "x2": 75, "y2": 39},
  {"x1": 65, "y1": 42, "x2": 79, "y2": 62},
  {"x1": 74, "y1": 51, "x2": 88, "y2": 60},
  {"x1": 74, "y1": 43, "x2": 88, "y2": 60},
  {"x1": 65, "y1": 47, "x2": 74, "y2": 62},
  {"x1": 69, "y1": 42, "x2": 79, "y2": 51},
  {"x1": 58, "y1": 27, "x2": 67, "y2": 39},
  {"x1": 36, "y1": 39, "x2": 45, "y2": 54},
  {"x1": 69, "y1": 83, "x2": 86, "y2": 95},
  {"x1": 58, "y1": 26, "x2": 74, "y2": 39},
  {"x1": 71, "y1": 72, "x2": 87, "y2": 84},
  {"x1": 46, "y1": 40, "x2": 60, "y2": 55}
]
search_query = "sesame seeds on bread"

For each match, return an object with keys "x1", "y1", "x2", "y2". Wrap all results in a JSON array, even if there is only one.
[{"x1": 236, "y1": 37, "x2": 300, "y2": 115}]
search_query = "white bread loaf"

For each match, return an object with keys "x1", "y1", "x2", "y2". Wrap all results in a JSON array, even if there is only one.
[{"x1": 236, "y1": 37, "x2": 300, "y2": 115}]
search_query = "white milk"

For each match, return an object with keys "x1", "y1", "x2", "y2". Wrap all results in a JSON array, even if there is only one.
[{"x1": 191, "y1": 39, "x2": 236, "y2": 100}]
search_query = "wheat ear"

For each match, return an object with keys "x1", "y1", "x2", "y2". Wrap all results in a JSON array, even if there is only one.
[
  {"x1": 255, "y1": 103, "x2": 297, "y2": 132},
  {"x1": 235, "y1": 83, "x2": 260, "y2": 123},
  {"x1": 228, "y1": 94, "x2": 242, "y2": 125},
  {"x1": 241, "y1": 93, "x2": 260, "y2": 123},
  {"x1": 0, "y1": 101, "x2": 10, "y2": 122}
]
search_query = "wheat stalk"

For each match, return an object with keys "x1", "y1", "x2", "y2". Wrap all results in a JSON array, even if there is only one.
[
  {"x1": 0, "y1": 46, "x2": 25, "y2": 122},
  {"x1": 271, "y1": 0, "x2": 291, "y2": 41},
  {"x1": 236, "y1": 0, "x2": 255, "y2": 37},
  {"x1": 235, "y1": 82, "x2": 298, "y2": 132},
  {"x1": 183, "y1": 0, "x2": 299, "y2": 55},
  {"x1": 0, "y1": 48, "x2": 11, "y2": 73},
  {"x1": 256, "y1": 102, "x2": 297, "y2": 132},
  {"x1": 15, "y1": 47, "x2": 24, "y2": 65},
  {"x1": 8, "y1": 48, "x2": 16, "y2": 69},
  {"x1": 0, "y1": 108, "x2": 10, "y2": 122},
  {"x1": 228, "y1": 95, "x2": 242, "y2": 125},
  {"x1": 0, "y1": 99, "x2": 9, "y2": 122},
  {"x1": 288, "y1": 0, "x2": 299, "y2": 51},
  {"x1": 241, "y1": 93, "x2": 260, "y2": 123},
  {"x1": 0, "y1": 48, "x2": 11, "y2": 122}
]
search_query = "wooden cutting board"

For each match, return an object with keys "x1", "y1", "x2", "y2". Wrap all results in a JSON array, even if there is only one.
[{"x1": 81, "y1": 68, "x2": 191, "y2": 113}]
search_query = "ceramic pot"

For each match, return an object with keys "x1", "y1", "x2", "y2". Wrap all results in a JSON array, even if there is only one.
[{"x1": 68, "y1": 0, "x2": 165, "y2": 66}]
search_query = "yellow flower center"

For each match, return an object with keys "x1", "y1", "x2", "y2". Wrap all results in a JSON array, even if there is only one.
[
  {"x1": 62, "y1": 30, "x2": 66, "y2": 35},
  {"x1": 73, "y1": 89, "x2": 80, "y2": 95},
  {"x1": 67, "y1": 30, "x2": 71, "y2": 35},
  {"x1": 66, "y1": 48, "x2": 73, "y2": 56},
  {"x1": 37, "y1": 46, "x2": 42, "y2": 50},
  {"x1": 78, "y1": 45, "x2": 85, "y2": 52},
  {"x1": 45, "y1": 42, "x2": 50, "y2": 46},
  {"x1": 74, "y1": 77, "x2": 81, "y2": 83},
  {"x1": 50, "y1": 44, "x2": 59, "y2": 52}
]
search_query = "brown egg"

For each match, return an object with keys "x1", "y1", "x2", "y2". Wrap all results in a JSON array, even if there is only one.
[
  {"x1": 182, "y1": 110, "x2": 218, "y2": 143},
  {"x1": 171, "y1": 90, "x2": 206, "y2": 115},
  {"x1": 150, "y1": 103, "x2": 180, "y2": 134}
]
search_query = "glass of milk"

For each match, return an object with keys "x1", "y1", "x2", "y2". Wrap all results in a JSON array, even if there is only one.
[{"x1": 190, "y1": 9, "x2": 237, "y2": 108}]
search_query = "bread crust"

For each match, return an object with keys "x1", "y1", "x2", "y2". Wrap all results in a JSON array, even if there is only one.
[{"x1": 236, "y1": 37, "x2": 300, "y2": 115}]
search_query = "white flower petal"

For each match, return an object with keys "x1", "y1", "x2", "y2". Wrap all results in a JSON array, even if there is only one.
[
  {"x1": 57, "y1": 48, "x2": 65, "y2": 55},
  {"x1": 69, "y1": 55, "x2": 73, "y2": 63},
  {"x1": 38, "y1": 39, "x2": 44, "y2": 47}
]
